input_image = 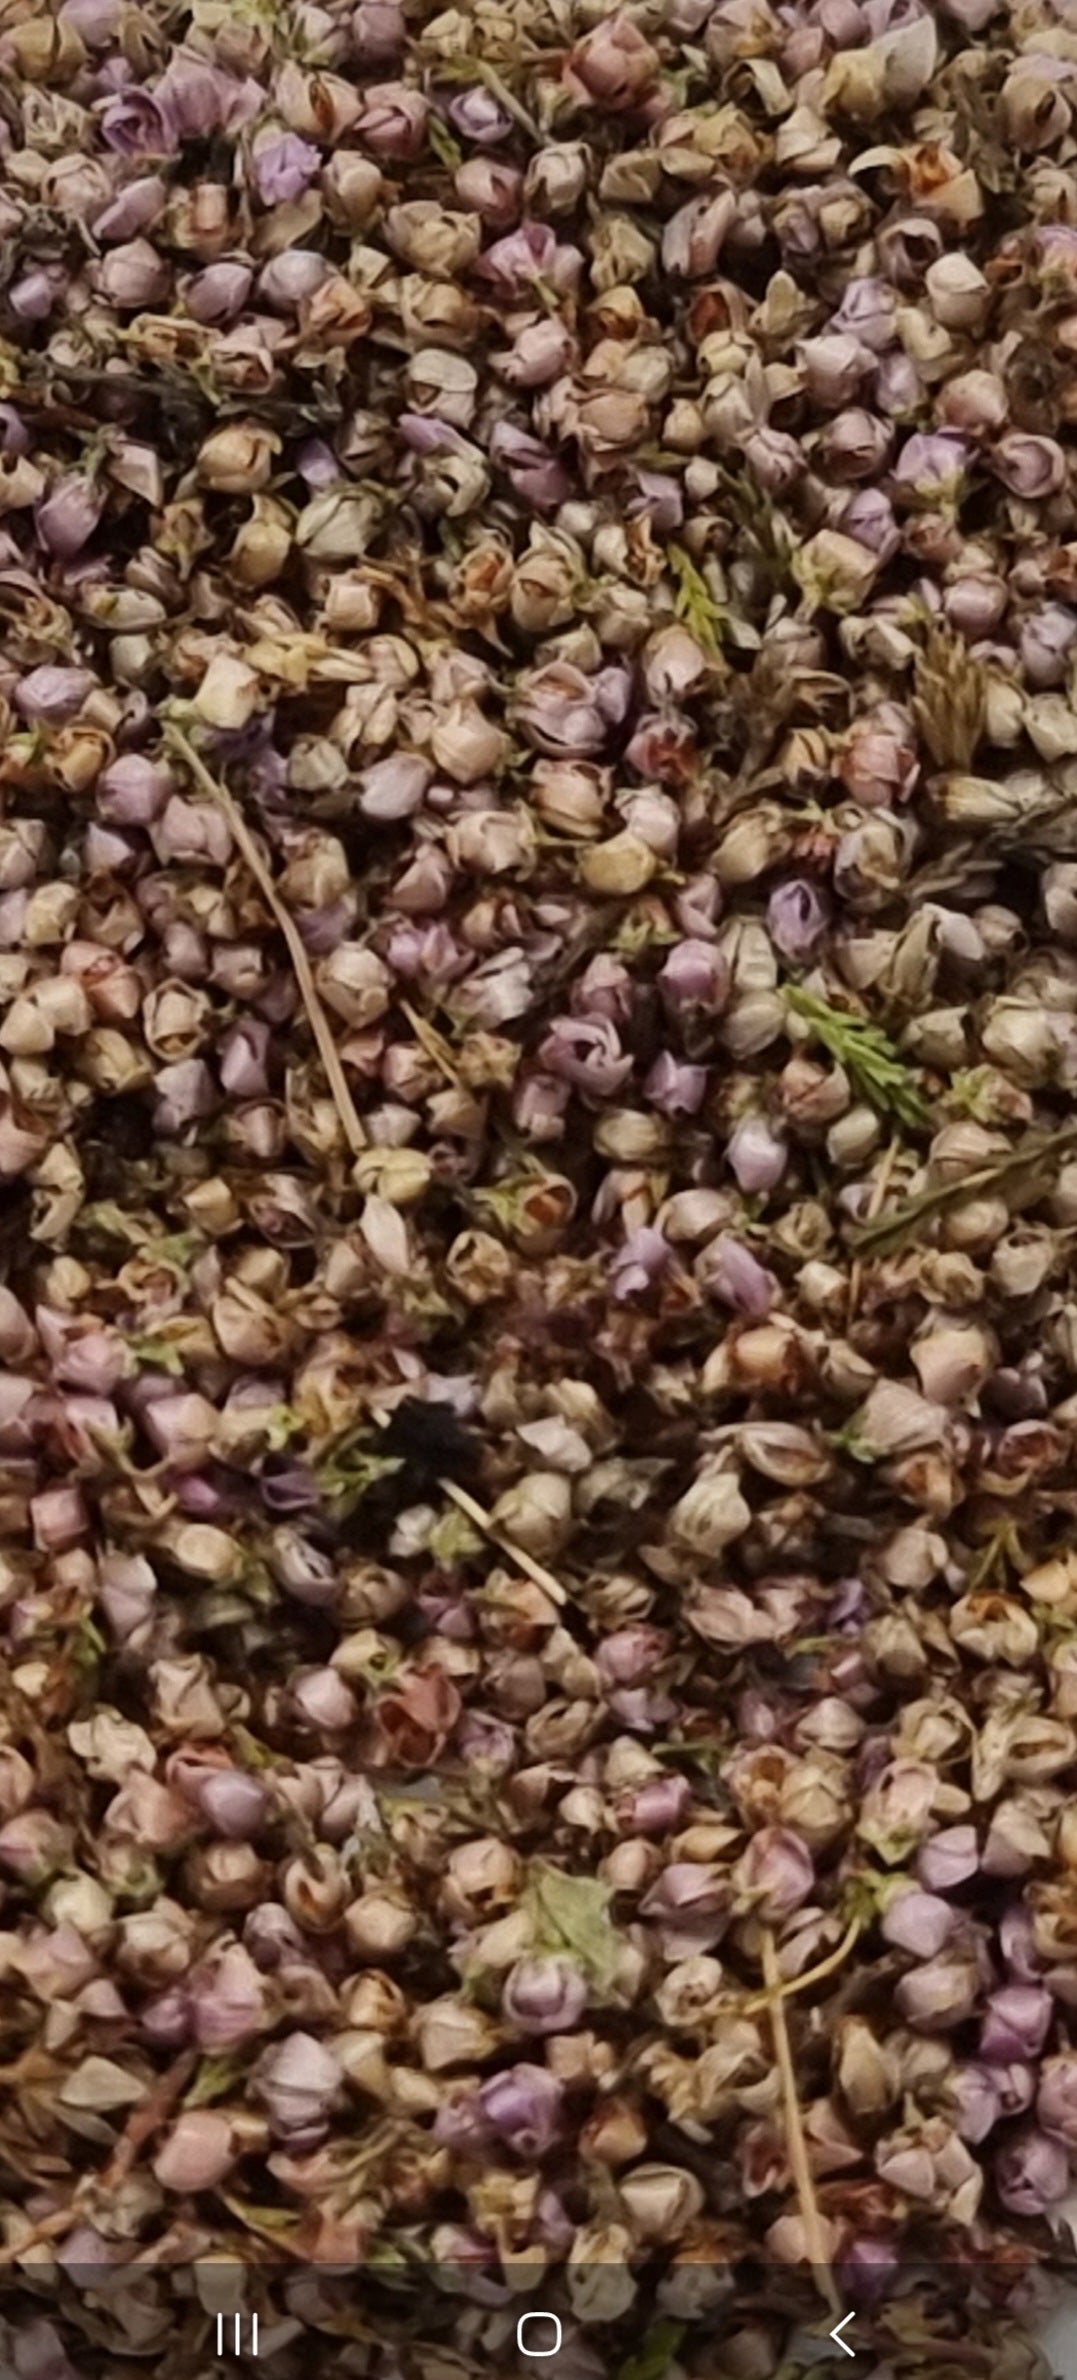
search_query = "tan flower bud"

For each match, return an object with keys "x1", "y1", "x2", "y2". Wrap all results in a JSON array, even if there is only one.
[{"x1": 578, "y1": 830, "x2": 657, "y2": 895}]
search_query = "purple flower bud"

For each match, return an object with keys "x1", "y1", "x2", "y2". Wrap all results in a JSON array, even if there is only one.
[
  {"x1": 643, "y1": 1051, "x2": 708, "y2": 1117},
  {"x1": 100, "y1": 88, "x2": 177, "y2": 154},
  {"x1": 15, "y1": 667, "x2": 95, "y2": 724},
  {"x1": 478, "y1": 2063, "x2": 564, "y2": 2155},
  {"x1": 841, "y1": 487, "x2": 901, "y2": 560},
  {"x1": 502, "y1": 1959, "x2": 588, "y2": 2036},
  {"x1": 727, "y1": 1114, "x2": 787, "y2": 1195},
  {"x1": 1037, "y1": 2053, "x2": 1077, "y2": 2146},
  {"x1": 950, "y1": 2062, "x2": 1001, "y2": 2145},
  {"x1": 994, "y1": 2127, "x2": 1070, "y2": 2218},
  {"x1": 219, "y1": 1019, "x2": 271, "y2": 1099},
  {"x1": 185, "y1": 263, "x2": 253, "y2": 326},
  {"x1": 97, "y1": 752, "x2": 173, "y2": 825},
  {"x1": 618, "y1": 1775, "x2": 692, "y2": 1834},
  {"x1": 916, "y1": 1825, "x2": 979, "y2": 1893},
  {"x1": 36, "y1": 478, "x2": 105, "y2": 560},
  {"x1": 767, "y1": 878, "x2": 829, "y2": 962},
  {"x1": 153, "y1": 52, "x2": 260, "y2": 141},
  {"x1": 609, "y1": 1226, "x2": 670, "y2": 1299},
  {"x1": 979, "y1": 1983, "x2": 1053, "y2": 2063},
  {"x1": 448, "y1": 87, "x2": 512, "y2": 144},
  {"x1": 251, "y1": 131, "x2": 322, "y2": 204},
  {"x1": 881, "y1": 1889, "x2": 955, "y2": 1960},
  {"x1": 700, "y1": 1234, "x2": 778, "y2": 1317},
  {"x1": 891, "y1": 430, "x2": 970, "y2": 505}
]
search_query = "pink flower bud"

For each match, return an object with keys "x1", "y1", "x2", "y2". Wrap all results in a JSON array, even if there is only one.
[
  {"x1": 291, "y1": 1667, "x2": 359, "y2": 1732},
  {"x1": 1020, "y1": 604, "x2": 1077, "y2": 688},
  {"x1": 31, "y1": 1484, "x2": 88, "y2": 1551},
  {"x1": 540, "y1": 1016, "x2": 632, "y2": 1100},
  {"x1": 735, "y1": 1825, "x2": 814, "y2": 1918},
  {"x1": 944, "y1": 575, "x2": 1007, "y2": 639},
  {"x1": 351, "y1": 0, "x2": 405, "y2": 60},
  {"x1": 994, "y1": 2127, "x2": 1069, "y2": 2217},
  {"x1": 618, "y1": 1775, "x2": 691, "y2": 1835},
  {"x1": 95, "y1": 238, "x2": 171, "y2": 309},
  {"x1": 36, "y1": 479, "x2": 105, "y2": 560},
  {"x1": 189, "y1": 1944, "x2": 267, "y2": 2049},
  {"x1": 991, "y1": 433, "x2": 1066, "y2": 500},
  {"x1": 916, "y1": 1826, "x2": 979, "y2": 1892},
  {"x1": 143, "y1": 1392, "x2": 218, "y2": 1471},
  {"x1": 190, "y1": 1769, "x2": 268, "y2": 1840},
  {"x1": 891, "y1": 430, "x2": 970, "y2": 506},
  {"x1": 0, "y1": 1809, "x2": 70, "y2": 1881},
  {"x1": 355, "y1": 81, "x2": 428, "y2": 159},
  {"x1": 93, "y1": 177, "x2": 168, "y2": 242},
  {"x1": 358, "y1": 753, "x2": 431, "y2": 821},
  {"x1": 880, "y1": 1889, "x2": 955, "y2": 1959},
  {"x1": 502, "y1": 1959, "x2": 588, "y2": 2035},
  {"x1": 454, "y1": 157, "x2": 522, "y2": 223},
  {"x1": 256, "y1": 2029, "x2": 343, "y2": 2138},
  {"x1": 658, "y1": 939, "x2": 728, "y2": 1012},
  {"x1": 153, "y1": 2109, "x2": 236, "y2": 2192},
  {"x1": 15, "y1": 667, "x2": 95, "y2": 724},
  {"x1": 569, "y1": 14, "x2": 659, "y2": 108}
]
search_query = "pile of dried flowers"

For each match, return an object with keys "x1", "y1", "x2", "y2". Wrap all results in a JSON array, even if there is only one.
[{"x1": 6, "y1": 0, "x2": 1077, "y2": 2372}]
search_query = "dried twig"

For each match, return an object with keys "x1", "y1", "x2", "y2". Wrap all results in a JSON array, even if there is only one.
[
  {"x1": 164, "y1": 724, "x2": 367, "y2": 1158},
  {"x1": 760, "y1": 1928, "x2": 842, "y2": 2320}
]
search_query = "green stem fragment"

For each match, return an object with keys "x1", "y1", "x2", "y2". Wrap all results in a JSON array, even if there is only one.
[{"x1": 849, "y1": 1123, "x2": 1077, "y2": 1256}]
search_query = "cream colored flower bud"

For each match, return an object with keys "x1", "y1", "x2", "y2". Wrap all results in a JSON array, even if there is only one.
[
  {"x1": 490, "y1": 1472, "x2": 573, "y2": 1557},
  {"x1": 197, "y1": 423, "x2": 281, "y2": 494},
  {"x1": 0, "y1": 996, "x2": 53, "y2": 1057},
  {"x1": 670, "y1": 1468, "x2": 751, "y2": 1556},
  {"x1": 316, "y1": 945, "x2": 391, "y2": 1027},
  {"x1": 430, "y1": 700, "x2": 509, "y2": 785},
  {"x1": 353, "y1": 1146, "x2": 432, "y2": 1206},
  {"x1": 193, "y1": 651, "x2": 262, "y2": 730},
  {"x1": 925, "y1": 254, "x2": 989, "y2": 332},
  {"x1": 228, "y1": 497, "x2": 292, "y2": 588},
  {"x1": 76, "y1": 1030, "x2": 152, "y2": 1095},
  {"x1": 296, "y1": 489, "x2": 382, "y2": 560}
]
